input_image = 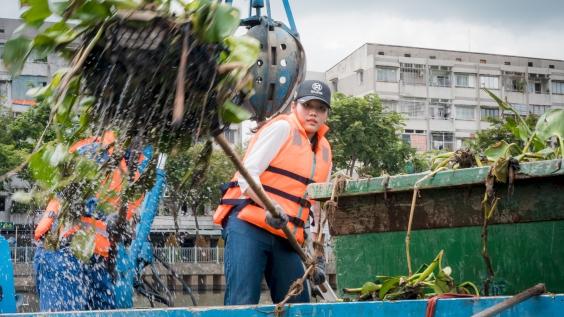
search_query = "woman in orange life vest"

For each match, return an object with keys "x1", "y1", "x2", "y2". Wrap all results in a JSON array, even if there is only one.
[
  {"x1": 213, "y1": 80, "x2": 333, "y2": 305},
  {"x1": 33, "y1": 131, "x2": 151, "y2": 312}
]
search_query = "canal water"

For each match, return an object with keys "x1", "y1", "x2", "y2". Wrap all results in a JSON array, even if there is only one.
[{"x1": 17, "y1": 290, "x2": 274, "y2": 313}]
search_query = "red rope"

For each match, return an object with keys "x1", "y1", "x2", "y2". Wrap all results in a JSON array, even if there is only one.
[{"x1": 426, "y1": 293, "x2": 478, "y2": 317}]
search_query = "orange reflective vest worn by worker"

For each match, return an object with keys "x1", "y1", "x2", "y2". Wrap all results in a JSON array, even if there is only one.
[{"x1": 214, "y1": 80, "x2": 333, "y2": 305}]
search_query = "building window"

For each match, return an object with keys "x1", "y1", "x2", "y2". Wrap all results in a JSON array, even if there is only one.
[
  {"x1": 549, "y1": 65, "x2": 555, "y2": 69},
  {"x1": 530, "y1": 105, "x2": 550, "y2": 116},
  {"x1": 553, "y1": 81, "x2": 564, "y2": 94},
  {"x1": 0, "y1": 196, "x2": 5, "y2": 212},
  {"x1": 456, "y1": 106, "x2": 475, "y2": 120},
  {"x1": 429, "y1": 99, "x2": 451, "y2": 120},
  {"x1": 400, "y1": 63, "x2": 426, "y2": 86},
  {"x1": 399, "y1": 97, "x2": 426, "y2": 118},
  {"x1": 455, "y1": 58, "x2": 462, "y2": 62},
  {"x1": 378, "y1": 51, "x2": 384, "y2": 55},
  {"x1": 480, "y1": 60, "x2": 486, "y2": 64},
  {"x1": 480, "y1": 76, "x2": 499, "y2": 89},
  {"x1": 0, "y1": 29, "x2": 4, "y2": 33},
  {"x1": 503, "y1": 104, "x2": 527, "y2": 117},
  {"x1": 528, "y1": 62, "x2": 533, "y2": 67},
  {"x1": 376, "y1": 67, "x2": 398, "y2": 82},
  {"x1": 404, "y1": 54, "x2": 411, "y2": 57},
  {"x1": 528, "y1": 73, "x2": 549, "y2": 94},
  {"x1": 430, "y1": 56, "x2": 436, "y2": 59},
  {"x1": 481, "y1": 108, "x2": 499, "y2": 119},
  {"x1": 505, "y1": 62, "x2": 511, "y2": 65},
  {"x1": 503, "y1": 72, "x2": 525, "y2": 92},
  {"x1": 357, "y1": 71, "x2": 364, "y2": 85},
  {"x1": 0, "y1": 81, "x2": 8, "y2": 97},
  {"x1": 224, "y1": 129, "x2": 235, "y2": 143},
  {"x1": 431, "y1": 132, "x2": 454, "y2": 151},
  {"x1": 455, "y1": 74, "x2": 475, "y2": 87},
  {"x1": 429, "y1": 65, "x2": 452, "y2": 87},
  {"x1": 381, "y1": 101, "x2": 398, "y2": 111},
  {"x1": 402, "y1": 133, "x2": 427, "y2": 151}
]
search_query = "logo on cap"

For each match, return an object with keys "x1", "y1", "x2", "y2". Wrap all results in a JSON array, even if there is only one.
[{"x1": 312, "y1": 83, "x2": 322, "y2": 91}]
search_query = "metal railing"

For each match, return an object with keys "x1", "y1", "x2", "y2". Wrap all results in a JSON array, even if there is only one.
[{"x1": 9, "y1": 246, "x2": 335, "y2": 264}]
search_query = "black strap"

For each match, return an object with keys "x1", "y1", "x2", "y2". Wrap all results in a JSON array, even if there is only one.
[
  {"x1": 220, "y1": 198, "x2": 305, "y2": 229},
  {"x1": 220, "y1": 181, "x2": 239, "y2": 196},
  {"x1": 219, "y1": 181, "x2": 311, "y2": 209},
  {"x1": 46, "y1": 212, "x2": 57, "y2": 219},
  {"x1": 287, "y1": 216, "x2": 305, "y2": 228},
  {"x1": 266, "y1": 166, "x2": 315, "y2": 185},
  {"x1": 262, "y1": 185, "x2": 311, "y2": 209}
]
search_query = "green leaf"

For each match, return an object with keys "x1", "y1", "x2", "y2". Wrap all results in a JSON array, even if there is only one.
[
  {"x1": 72, "y1": 1, "x2": 113, "y2": 23},
  {"x1": 537, "y1": 147, "x2": 555, "y2": 158},
  {"x1": 517, "y1": 124, "x2": 529, "y2": 142},
  {"x1": 536, "y1": 109, "x2": 564, "y2": 140},
  {"x1": 29, "y1": 144, "x2": 58, "y2": 187},
  {"x1": 201, "y1": 2, "x2": 240, "y2": 43},
  {"x1": 50, "y1": 1, "x2": 70, "y2": 16},
  {"x1": 70, "y1": 229, "x2": 95, "y2": 263},
  {"x1": 505, "y1": 116, "x2": 517, "y2": 129},
  {"x1": 378, "y1": 277, "x2": 400, "y2": 300},
  {"x1": 1, "y1": 37, "x2": 34, "y2": 76},
  {"x1": 12, "y1": 191, "x2": 33, "y2": 204},
  {"x1": 434, "y1": 269, "x2": 454, "y2": 295},
  {"x1": 376, "y1": 275, "x2": 394, "y2": 282},
  {"x1": 32, "y1": 35, "x2": 57, "y2": 59},
  {"x1": 221, "y1": 100, "x2": 252, "y2": 123},
  {"x1": 224, "y1": 35, "x2": 261, "y2": 67},
  {"x1": 21, "y1": 0, "x2": 51, "y2": 25},
  {"x1": 484, "y1": 140, "x2": 510, "y2": 160},
  {"x1": 361, "y1": 282, "x2": 381, "y2": 295}
]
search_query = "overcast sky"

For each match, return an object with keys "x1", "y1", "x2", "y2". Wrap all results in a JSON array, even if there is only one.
[{"x1": 2, "y1": 0, "x2": 564, "y2": 71}]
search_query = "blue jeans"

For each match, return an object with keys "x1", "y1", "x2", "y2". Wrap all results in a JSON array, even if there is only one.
[{"x1": 223, "y1": 210, "x2": 310, "y2": 305}]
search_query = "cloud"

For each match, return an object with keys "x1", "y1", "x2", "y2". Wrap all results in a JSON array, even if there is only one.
[{"x1": 2, "y1": 0, "x2": 562, "y2": 73}]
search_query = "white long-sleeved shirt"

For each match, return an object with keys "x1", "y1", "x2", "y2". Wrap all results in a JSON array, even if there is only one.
[{"x1": 236, "y1": 120, "x2": 330, "y2": 234}]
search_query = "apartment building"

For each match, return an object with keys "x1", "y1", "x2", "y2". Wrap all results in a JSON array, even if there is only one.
[{"x1": 325, "y1": 44, "x2": 564, "y2": 151}]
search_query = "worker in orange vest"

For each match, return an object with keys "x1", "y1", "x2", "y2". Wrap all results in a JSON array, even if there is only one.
[
  {"x1": 33, "y1": 132, "x2": 151, "y2": 311},
  {"x1": 213, "y1": 80, "x2": 333, "y2": 305}
]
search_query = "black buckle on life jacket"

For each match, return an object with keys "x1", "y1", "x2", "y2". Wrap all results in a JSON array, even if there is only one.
[
  {"x1": 287, "y1": 216, "x2": 305, "y2": 228},
  {"x1": 220, "y1": 181, "x2": 239, "y2": 196}
]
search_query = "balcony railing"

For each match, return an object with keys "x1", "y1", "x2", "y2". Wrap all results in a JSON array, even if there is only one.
[{"x1": 9, "y1": 246, "x2": 335, "y2": 264}]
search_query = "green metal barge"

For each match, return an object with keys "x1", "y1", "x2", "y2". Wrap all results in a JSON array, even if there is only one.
[{"x1": 307, "y1": 159, "x2": 564, "y2": 296}]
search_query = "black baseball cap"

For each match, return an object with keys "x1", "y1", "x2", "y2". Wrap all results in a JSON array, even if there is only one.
[{"x1": 294, "y1": 80, "x2": 331, "y2": 108}]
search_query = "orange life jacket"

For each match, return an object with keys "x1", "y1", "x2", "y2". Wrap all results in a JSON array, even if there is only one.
[
  {"x1": 34, "y1": 199, "x2": 61, "y2": 241},
  {"x1": 213, "y1": 113, "x2": 332, "y2": 244},
  {"x1": 34, "y1": 132, "x2": 148, "y2": 257}
]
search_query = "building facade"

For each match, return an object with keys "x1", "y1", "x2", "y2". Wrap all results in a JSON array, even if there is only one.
[{"x1": 325, "y1": 43, "x2": 564, "y2": 151}]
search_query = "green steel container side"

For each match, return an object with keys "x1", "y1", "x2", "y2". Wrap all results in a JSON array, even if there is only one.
[{"x1": 307, "y1": 160, "x2": 564, "y2": 297}]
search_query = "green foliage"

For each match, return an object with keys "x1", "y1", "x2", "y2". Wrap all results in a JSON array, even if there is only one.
[
  {"x1": 0, "y1": 100, "x2": 56, "y2": 190},
  {"x1": 407, "y1": 151, "x2": 435, "y2": 173},
  {"x1": 343, "y1": 251, "x2": 478, "y2": 301},
  {"x1": 326, "y1": 93, "x2": 415, "y2": 177},
  {"x1": 166, "y1": 142, "x2": 243, "y2": 215}
]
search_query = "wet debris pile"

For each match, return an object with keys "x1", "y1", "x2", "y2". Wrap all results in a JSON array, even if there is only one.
[{"x1": 2, "y1": 0, "x2": 259, "y2": 259}]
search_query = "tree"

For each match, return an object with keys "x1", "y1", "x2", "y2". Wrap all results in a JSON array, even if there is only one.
[
  {"x1": 0, "y1": 99, "x2": 55, "y2": 193},
  {"x1": 465, "y1": 115, "x2": 538, "y2": 153},
  {"x1": 165, "y1": 141, "x2": 243, "y2": 240},
  {"x1": 326, "y1": 93, "x2": 415, "y2": 177}
]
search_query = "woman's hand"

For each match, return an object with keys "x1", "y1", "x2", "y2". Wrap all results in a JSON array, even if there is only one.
[{"x1": 265, "y1": 201, "x2": 288, "y2": 229}]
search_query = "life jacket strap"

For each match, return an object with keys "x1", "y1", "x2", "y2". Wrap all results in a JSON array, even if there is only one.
[
  {"x1": 266, "y1": 166, "x2": 315, "y2": 185},
  {"x1": 219, "y1": 198, "x2": 305, "y2": 228}
]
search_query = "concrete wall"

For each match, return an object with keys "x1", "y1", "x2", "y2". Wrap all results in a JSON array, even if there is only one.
[{"x1": 12, "y1": 262, "x2": 338, "y2": 292}]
